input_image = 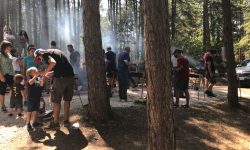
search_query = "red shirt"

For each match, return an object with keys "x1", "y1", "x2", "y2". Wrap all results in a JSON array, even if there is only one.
[{"x1": 176, "y1": 57, "x2": 189, "y2": 81}]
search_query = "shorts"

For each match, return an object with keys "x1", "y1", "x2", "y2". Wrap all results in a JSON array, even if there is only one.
[
  {"x1": 174, "y1": 78, "x2": 189, "y2": 91},
  {"x1": 50, "y1": 76, "x2": 74, "y2": 104},
  {"x1": 27, "y1": 99, "x2": 40, "y2": 112},
  {"x1": 206, "y1": 73, "x2": 216, "y2": 84},
  {"x1": 0, "y1": 74, "x2": 14, "y2": 95},
  {"x1": 198, "y1": 69, "x2": 205, "y2": 77},
  {"x1": 10, "y1": 98, "x2": 23, "y2": 109}
]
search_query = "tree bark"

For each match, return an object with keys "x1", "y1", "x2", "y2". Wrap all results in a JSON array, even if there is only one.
[
  {"x1": 222, "y1": 0, "x2": 239, "y2": 107},
  {"x1": 19, "y1": 0, "x2": 22, "y2": 31},
  {"x1": 139, "y1": 0, "x2": 144, "y2": 60},
  {"x1": 83, "y1": 0, "x2": 112, "y2": 121},
  {"x1": 203, "y1": 0, "x2": 211, "y2": 51},
  {"x1": 40, "y1": 0, "x2": 49, "y2": 48},
  {"x1": 144, "y1": 0, "x2": 175, "y2": 149},
  {"x1": 171, "y1": 0, "x2": 177, "y2": 39},
  {"x1": 33, "y1": 0, "x2": 38, "y2": 45},
  {"x1": 0, "y1": 1, "x2": 4, "y2": 42}
]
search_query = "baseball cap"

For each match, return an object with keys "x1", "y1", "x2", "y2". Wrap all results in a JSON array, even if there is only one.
[{"x1": 33, "y1": 48, "x2": 43, "y2": 63}]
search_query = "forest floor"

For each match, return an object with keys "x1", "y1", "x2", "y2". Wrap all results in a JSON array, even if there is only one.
[{"x1": 0, "y1": 79, "x2": 250, "y2": 150}]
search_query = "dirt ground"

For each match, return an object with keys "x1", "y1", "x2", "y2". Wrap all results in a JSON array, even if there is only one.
[{"x1": 0, "y1": 82, "x2": 250, "y2": 150}]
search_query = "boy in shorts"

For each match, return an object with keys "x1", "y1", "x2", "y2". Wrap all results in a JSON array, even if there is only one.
[
  {"x1": 8, "y1": 74, "x2": 25, "y2": 118},
  {"x1": 26, "y1": 67, "x2": 45, "y2": 131}
]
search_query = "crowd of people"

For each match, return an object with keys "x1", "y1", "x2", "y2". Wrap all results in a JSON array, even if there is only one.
[
  {"x1": 0, "y1": 26, "x2": 81, "y2": 131},
  {"x1": 0, "y1": 25, "x2": 135, "y2": 131},
  {"x1": 0, "y1": 25, "x2": 219, "y2": 132}
]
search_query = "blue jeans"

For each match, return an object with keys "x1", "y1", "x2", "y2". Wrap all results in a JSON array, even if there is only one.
[{"x1": 118, "y1": 71, "x2": 129, "y2": 100}]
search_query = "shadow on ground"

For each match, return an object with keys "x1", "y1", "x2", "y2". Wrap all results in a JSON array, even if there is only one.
[
  {"x1": 84, "y1": 97, "x2": 250, "y2": 150},
  {"x1": 174, "y1": 96, "x2": 250, "y2": 150},
  {"x1": 85, "y1": 106, "x2": 148, "y2": 150},
  {"x1": 29, "y1": 128, "x2": 88, "y2": 150}
]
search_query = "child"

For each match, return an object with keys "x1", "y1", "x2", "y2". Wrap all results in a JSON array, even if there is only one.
[
  {"x1": 26, "y1": 67, "x2": 45, "y2": 131},
  {"x1": 8, "y1": 74, "x2": 25, "y2": 118}
]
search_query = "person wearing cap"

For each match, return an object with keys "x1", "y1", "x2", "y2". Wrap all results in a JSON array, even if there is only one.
[
  {"x1": 34, "y1": 48, "x2": 74, "y2": 129},
  {"x1": 173, "y1": 49, "x2": 190, "y2": 108},
  {"x1": 204, "y1": 49, "x2": 216, "y2": 97},
  {"x1": 22, "y1": 44, "x2": 37, "y2": 74}
]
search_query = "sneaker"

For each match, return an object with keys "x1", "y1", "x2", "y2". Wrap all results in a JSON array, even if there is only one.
[
  {"x1": 63, "y1": 120, "x2": 70, "y2": 127},
  {"x1": 46, "y1": 121, "x2": 60, "y2": 130},
  {"x1": 208, "y1": 92, "x2": 216, "y2": 97},
  {"x1": 1, "y1": 107, "x2": 7, "y2": 112},
  {"x1": 16, "y1": 113, "x2": 23, "y2": 119},
  {"x1": 27, "y1": 123, "x2": 34, "y2": 131},
  {"x1": 205, "y1": 90, "x2": 216, "y2": 97},
  {"x1": 18, "y1": 113, "x2": 23, "y2": 117}
]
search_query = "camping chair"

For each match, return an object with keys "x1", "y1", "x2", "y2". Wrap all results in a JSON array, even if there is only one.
[{"x1": 73, "y1": 74, "x2": 85, "y2": 109}]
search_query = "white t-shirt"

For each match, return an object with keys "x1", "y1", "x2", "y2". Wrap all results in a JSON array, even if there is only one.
[{"x1": 12, "y1": 57, "x2": 21, "y2": 72}]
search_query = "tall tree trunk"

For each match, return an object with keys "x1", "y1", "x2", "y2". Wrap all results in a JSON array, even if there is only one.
[
  {"x1": 203, "y1": 0, "x2": 211, "y2": 51},
  {"x1": 33, "y1": 0, "x2": 38, "y2": 45},
  {"x1": 83, "y1": 0, "x2": 112, "y2": 121},
  {"x1": 134, "y1": 0, "x2": 140, "y2": 60},
  {"x1": 139, "y1": 0, "x2": 144, "y2": 60},
  {"x1": 76, "y1": 0, "x2": 81, "y2": 50},
  {"x1": 54, "y1": 0, "x2": 58, "y2": 42},
  {"x1": 18, "y1": 0, "x2": 22, "y2": 31},
  {"x1": 6, "y1": 0, "x2": 10, "y2": 27},
  {"x1": 0, "y1": 1, "x2": 5, "y2": 42},
  {"x1": 25, "y1": 0, "x2": 32, "y2": 41},
  {"x1": 222, "y1": 0, "x2": 239, "y2": 107},
  {"x1": 40, "y1": 0, "x2": 49, "y2": 48},
  {"x1": 171, "y1": 0, "x2": 177, "y2": 40},
  {"x1": 144, "y1": 0, "x2": 175, "y2": 149}
]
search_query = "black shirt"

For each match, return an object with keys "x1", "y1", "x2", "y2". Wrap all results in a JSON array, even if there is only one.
[
  {"x1": 70, "y1": 51, "x2": 80, "y2": 66},
  {"x1": 10, "y1": 84, "x2": 24, "y2": 99},
  {"x1": 106, "y1": 51, "x2": 116, "y2": 72},
  {"x1": 27, "y1": 77, "x2": 44, "y2": 100},
  {"x1": 42, "y1": 49, "x2": 74, "y2": 78}
]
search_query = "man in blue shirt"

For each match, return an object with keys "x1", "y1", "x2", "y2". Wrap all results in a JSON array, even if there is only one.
[{"x1": 118, "y1": 47, "x2": 131, "y2": 101}]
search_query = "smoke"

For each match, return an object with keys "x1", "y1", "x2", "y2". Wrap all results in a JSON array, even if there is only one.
[
  {"x1": 171, "y1": 45, "x2": 199, "y2": 68},
  {"x1": 102, "y1": 29, "x2": 117, "y2": 53},
  {"x1": 184, "y1": 54, "x2": 199, "y2": 68}
]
